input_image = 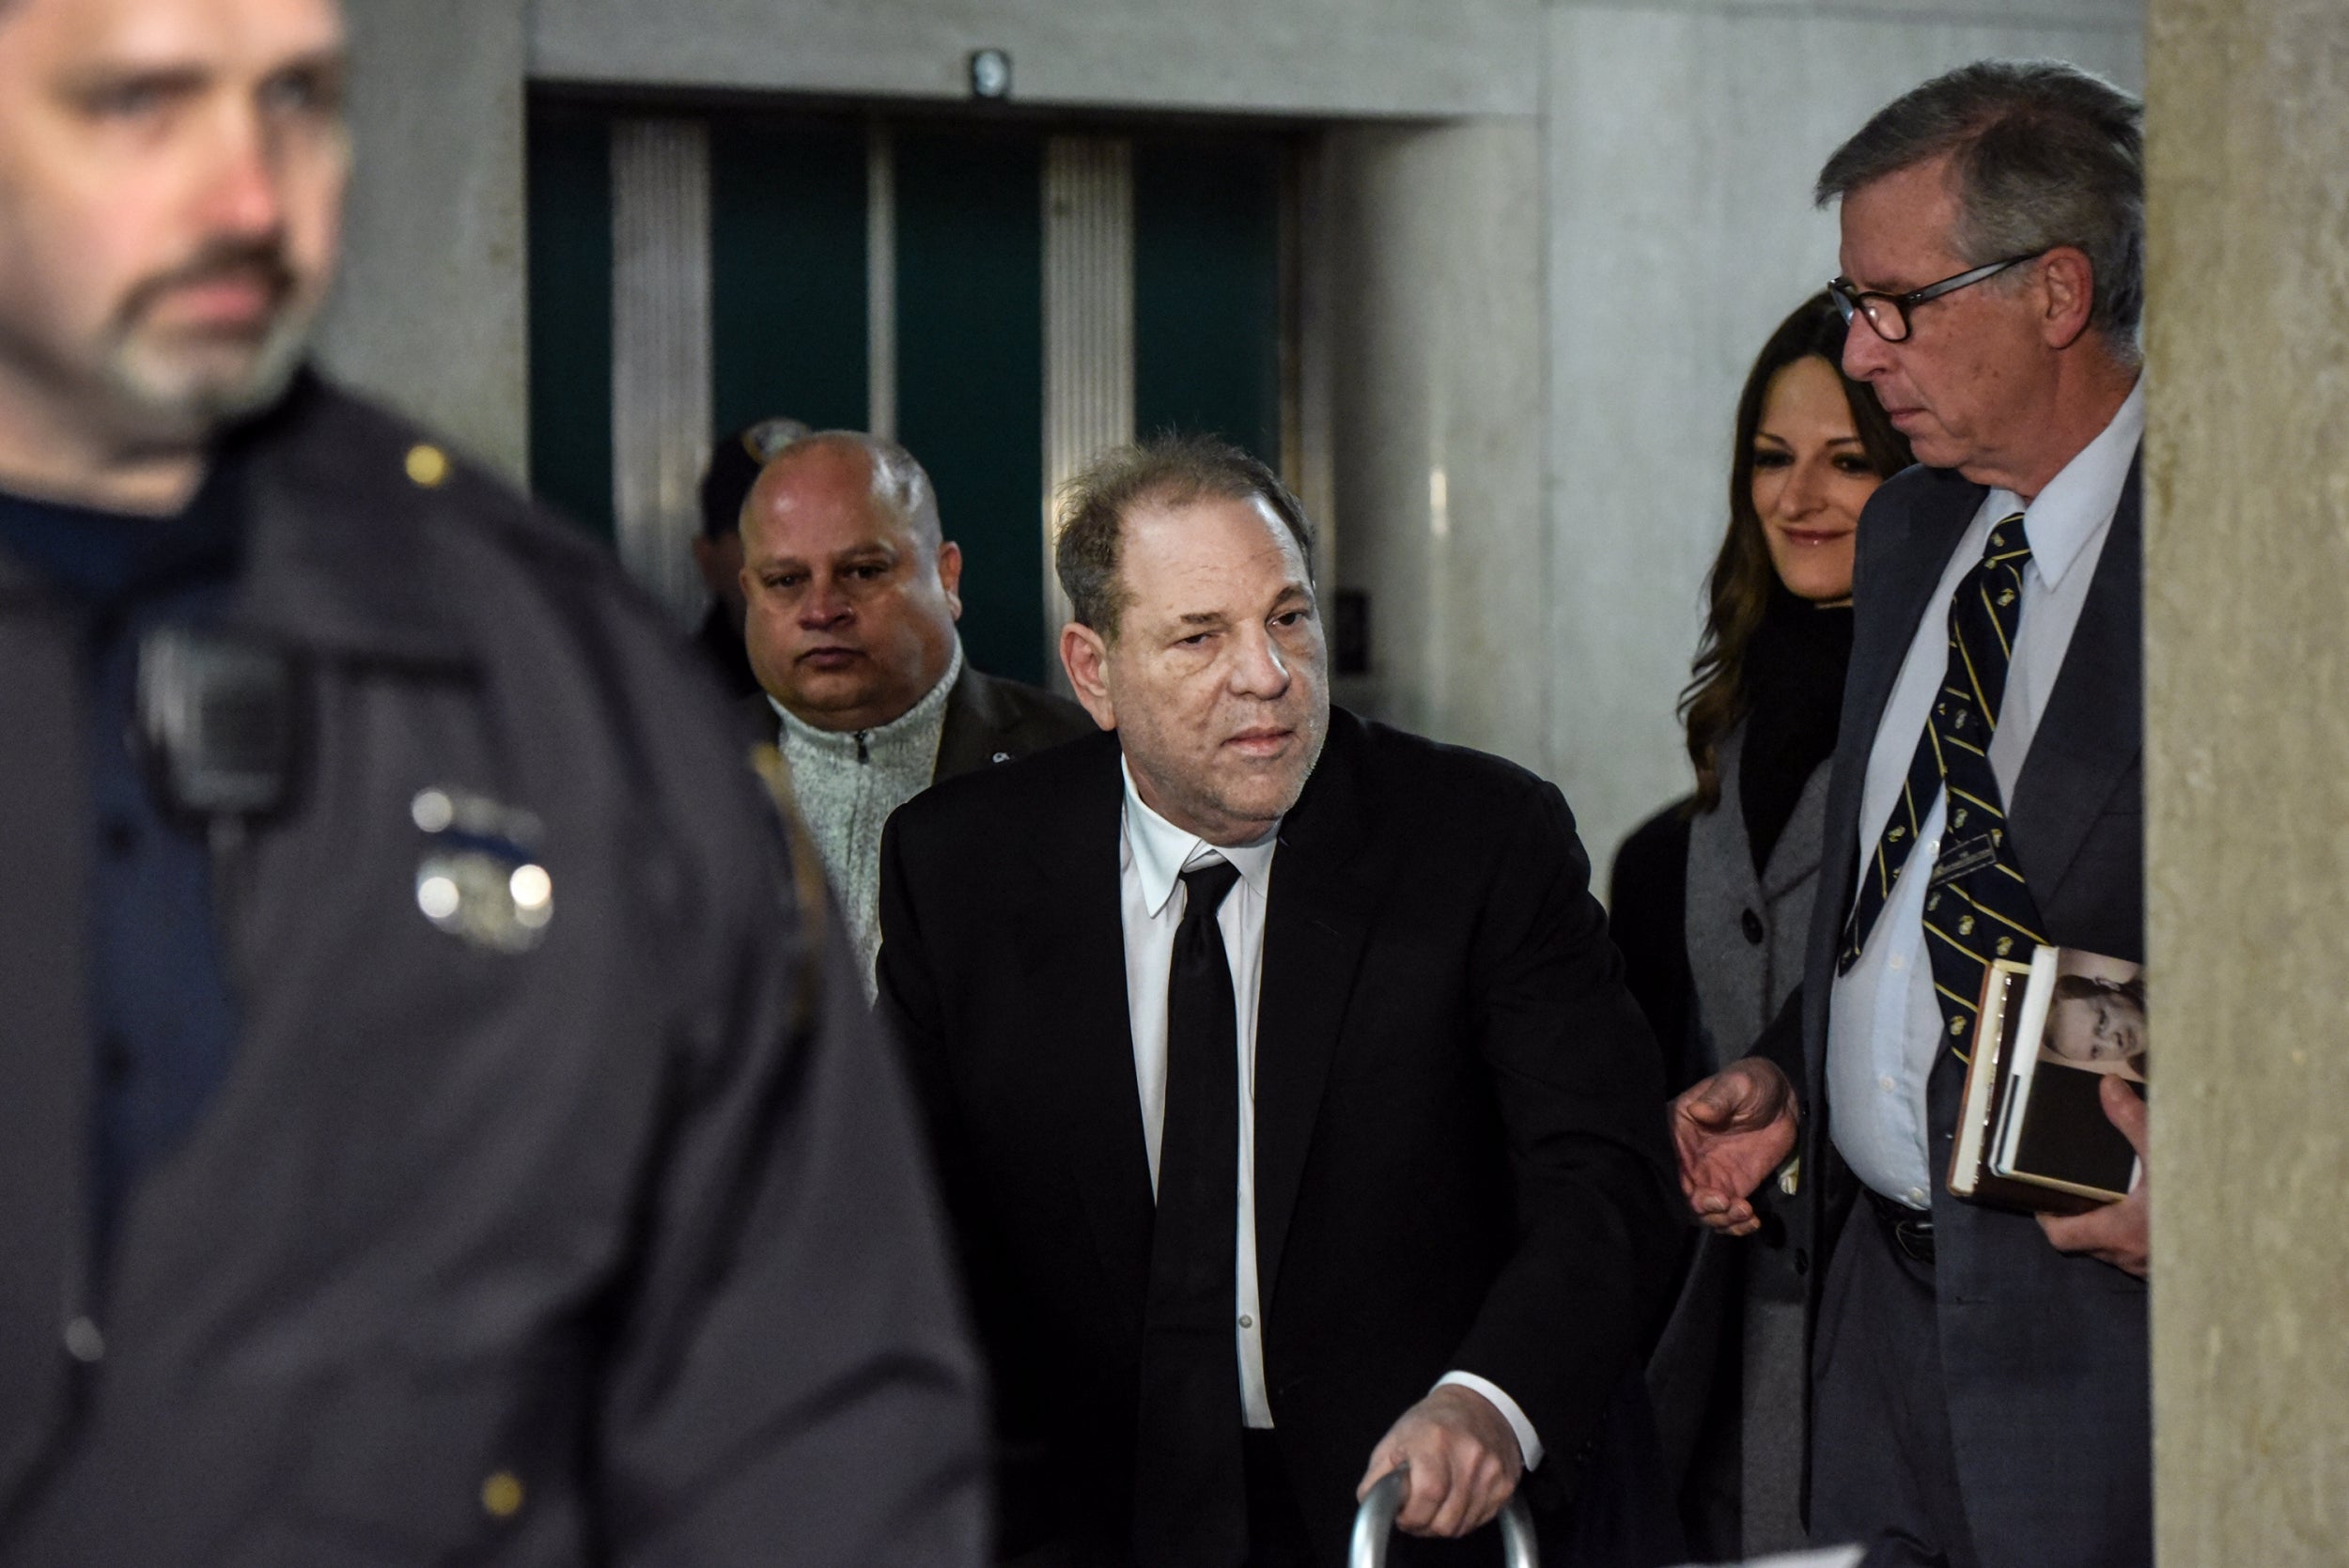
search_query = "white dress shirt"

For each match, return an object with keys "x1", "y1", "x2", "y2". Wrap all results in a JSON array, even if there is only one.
[
  {"x1": 1117, "y1": 761, "x2": 1543, "y2": 1467},
  {"x1": 1828, "y1": 380, "x2": 2144, "y2": 1206}
]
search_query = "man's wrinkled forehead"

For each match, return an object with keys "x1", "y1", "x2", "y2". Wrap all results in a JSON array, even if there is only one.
[
  {"x1": 1133, "y1": 490, "x2": 1306, "y2": 570},
  {"x1": 0, "y1": 0, "x2": 347, "y2": 71},
  {"x1": 1837, "y1": 155, "x2": 1968, "y2": 287}
]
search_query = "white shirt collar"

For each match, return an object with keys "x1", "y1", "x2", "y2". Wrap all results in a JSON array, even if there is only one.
[
  {"x1": 1986, "y1": 375, "x2": 2144, "y2": 592},
  {"x1": 1120, "y1": 756, "x2": 1280, "y2": 919}
]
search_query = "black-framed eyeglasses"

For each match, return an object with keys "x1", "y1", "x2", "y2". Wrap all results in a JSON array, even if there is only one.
[{"x1": 1827, "y1": 252, "x2": 2043, "y2": 344}]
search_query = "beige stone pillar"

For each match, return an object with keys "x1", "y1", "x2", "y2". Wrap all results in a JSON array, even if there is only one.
[
  {"x1": 316, "y1": 0, "x2": 531, "y2": 483},
  {"x1": 1319, "y1": 120, "x2": 1549, "y2": 777},
  {"x1": 2144, "y1": 1, "x2": 2349, "y2": 1560}
]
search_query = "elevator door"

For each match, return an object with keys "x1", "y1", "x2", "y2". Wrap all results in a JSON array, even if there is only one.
[{"x1": 525, "y1": 99, "x2": 1288, "y2": 689}]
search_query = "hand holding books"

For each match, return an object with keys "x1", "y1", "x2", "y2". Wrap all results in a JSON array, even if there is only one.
[
  {"x1": 2037, "y1": 1077, "x2": 2149, "y2": 1277},
  {"x1": 1945, "y1": 944, "x2": 2151, "y2": 1278}
]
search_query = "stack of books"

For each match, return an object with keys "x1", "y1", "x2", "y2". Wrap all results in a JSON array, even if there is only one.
[{"x1": 1947, "y1": 945, "x2": 2146, "y2": 1215}]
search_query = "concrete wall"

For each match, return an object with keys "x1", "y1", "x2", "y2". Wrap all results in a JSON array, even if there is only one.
[
  {"x1": 310, "y1": 0, "x2": 2159, "y2": 875},
  {"x1": 1543, "y1": 0, "x2": 2143, "y2": 870},
  {"x1": 1321, "y1": 122, "x2": 1551, "y2": 770},
  {"x1": 316, "y1": 0, "x2": 531, "y2": 482},
  {"x1": 530, "y1": 0, "x2": 1541, "y2": 118},
  {"x1": 2143, "y1": 0, "x2": 2349, "y2": 1559}
]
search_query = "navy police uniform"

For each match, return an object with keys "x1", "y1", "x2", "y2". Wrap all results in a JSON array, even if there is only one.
[{"x1": 0, "y1": 373, "x2": 986, "y2": 1567}]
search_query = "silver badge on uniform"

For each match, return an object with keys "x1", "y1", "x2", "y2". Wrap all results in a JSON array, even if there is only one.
[{"x1": 411, "y1": 786, "x2": 552, "y2": 954}]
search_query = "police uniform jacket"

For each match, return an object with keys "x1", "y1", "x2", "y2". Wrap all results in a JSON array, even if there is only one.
[{"x1": 0, "y1": 374, "x2": 986, "y2": 1566}]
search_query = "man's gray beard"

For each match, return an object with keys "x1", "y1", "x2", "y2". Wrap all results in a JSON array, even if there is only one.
[{"x1": 97, "y1": 305, "x2": 313, "y2": 446}]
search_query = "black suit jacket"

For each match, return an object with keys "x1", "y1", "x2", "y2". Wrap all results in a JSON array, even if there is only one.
[
  {"x1": 879, "y1": 708, "x2": 1679, "y2": 1564},
  {"x1": 1791, "y1": 459, "x2": 2148, "y2": 1566},
  {"x1": 935, "y1": 665, "x2": 1098, "y2": 781}
]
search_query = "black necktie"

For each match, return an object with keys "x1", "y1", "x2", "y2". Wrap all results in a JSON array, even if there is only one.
[
  {"x1": 1840, "y1": 515, "x2": 2048, "y2": 1061},
  {"x1": 1133, "y1": 859, "x2": 1247, "y2": 1568}
]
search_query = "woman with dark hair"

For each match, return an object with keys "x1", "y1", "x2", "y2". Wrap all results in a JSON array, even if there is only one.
[{"x1": 1609, "y1": 292, "x2": 1912, "y2": 1560}]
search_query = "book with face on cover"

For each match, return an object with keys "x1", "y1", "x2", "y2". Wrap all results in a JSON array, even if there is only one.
[{"x1": 1948, "y1": 946, "x2": 2145, "y2": 1215}]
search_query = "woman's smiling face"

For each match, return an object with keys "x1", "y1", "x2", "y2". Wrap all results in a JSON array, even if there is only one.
[{"x1": 1750, "y1": 354, "x2": 1889, "y2": 605}]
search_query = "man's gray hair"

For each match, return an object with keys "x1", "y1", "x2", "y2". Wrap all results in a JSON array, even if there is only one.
[
  {"x1": 772, "y1": 430, "x2": 943, "y2": 546},
  {"x1": 1816, "y1": 59, "x2": 2144, "y2": 349},
  {"x1": 1055, "y1": 435, "x2": 1315, "y2": 641}
]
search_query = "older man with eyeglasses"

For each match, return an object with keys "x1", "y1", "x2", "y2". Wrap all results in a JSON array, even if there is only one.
[{"x1": 1671, "y1": 59, "x2": 2151, "y2": 1568}]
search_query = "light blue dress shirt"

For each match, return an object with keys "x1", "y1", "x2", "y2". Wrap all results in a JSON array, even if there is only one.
[{"x1": 1828, "y1": 380, "x2": 2144, "y2": 1208}]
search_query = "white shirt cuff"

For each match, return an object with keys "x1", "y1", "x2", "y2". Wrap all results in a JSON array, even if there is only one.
[{"x1": 1433, "y1": 1371, "x2": 1543, "y2": 1470}]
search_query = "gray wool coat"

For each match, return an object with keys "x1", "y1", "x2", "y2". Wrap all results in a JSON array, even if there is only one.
[{"x1": 1644, "y1": 723, "x2": 1826, "y2": 1559}]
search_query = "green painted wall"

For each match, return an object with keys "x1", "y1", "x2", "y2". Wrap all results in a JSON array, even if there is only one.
[
  {"x1": 894, "y1": 128, "x2": 1047, "y2": 688},
  {"x1": 524, "y1": 106, "x2": 1286, "y2": 692},
  {"x1": 524, "y1": 101, "x2": 614, "y2": 542},
  {"x1": 709, "y1": 116, "x2": 869, "y2": 439},
  {"x1": 1134, "y1": 136, "x2": 1284, "y2": 466}
]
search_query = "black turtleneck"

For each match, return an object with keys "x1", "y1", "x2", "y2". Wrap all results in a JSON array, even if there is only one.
[{"x1": 1736, "y1": 582, "x2": 1854, "y2": 877}]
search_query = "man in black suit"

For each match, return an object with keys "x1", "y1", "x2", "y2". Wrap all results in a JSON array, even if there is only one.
[
  {"x1": 879, "y1": 437, "x2": 1678, "y2": 1566},
  {"x1": 739, "y1": 431, "x2": 1091, "y2": 992},
  {"x1": 1672, "y1": 62, "x2": 2151, "y2": 1567}
]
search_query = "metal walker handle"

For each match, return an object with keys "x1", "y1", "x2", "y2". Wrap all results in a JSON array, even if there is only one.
[{"x1": 1347, "y1": 1467, "x2": 1537, "y2": 1568}]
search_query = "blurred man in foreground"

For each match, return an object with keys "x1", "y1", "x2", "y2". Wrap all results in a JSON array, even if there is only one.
[
  {"x1": 0, "y1": 1, "x2": 983, "y2": 1561},
  {"x1": 740, "y1": 430, "x2": 1090, "y2": 992}
]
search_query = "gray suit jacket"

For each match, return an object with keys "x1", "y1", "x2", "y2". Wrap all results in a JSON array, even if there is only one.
[{"x1": 1792, "y1": 458, "x2": 2148, "y2": 1567}]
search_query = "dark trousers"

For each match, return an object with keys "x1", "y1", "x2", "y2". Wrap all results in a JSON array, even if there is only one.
[
  {"x1": 1809, "y1": 1201, "x2": 1981, "y2": 1568},
  {"x1": 1244, "y1": 1429, "x2": 1317, "y2": 1568},
  {"x1": 999, "y1": 1433, "x2": 1312, "y2": 1568}
]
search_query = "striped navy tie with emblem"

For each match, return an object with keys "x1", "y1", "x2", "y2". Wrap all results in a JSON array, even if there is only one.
[{"x1": 1839, "y1": 513, "x2": 2048, "y2": 1058}]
